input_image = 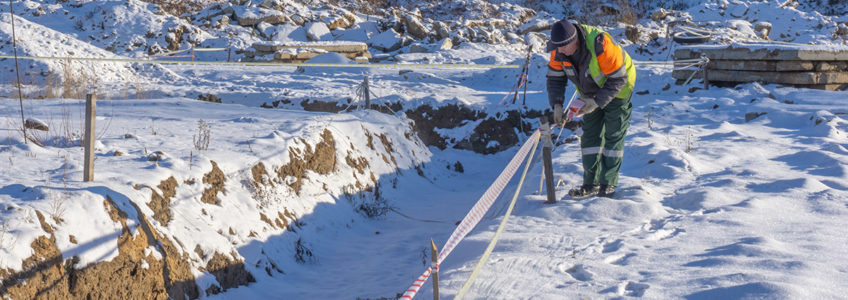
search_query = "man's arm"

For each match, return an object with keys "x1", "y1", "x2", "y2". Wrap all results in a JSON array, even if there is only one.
[
  {"x1": 593, "y1": 33, "x2": 628, "y2": 109},
  {"x1": 546, "y1": 50, "x2": 567, "y2": 108}
]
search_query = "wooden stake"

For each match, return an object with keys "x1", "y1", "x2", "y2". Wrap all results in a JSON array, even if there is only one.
[
  {"x1": 83, "y1": 94, "x2": 96, "y2": 182},
  {"x1": 363, "y1": 76, "x2": 371, "y2": 109},
  {"x1": 9, "y1": 0, "x2": 27, "y2": 144},
  {"x1": 540, "y1": 117, "x2": 556, "y2": 204},
  {"x1": 431, "y1": 238, "x2": 439, "y2": 300}
]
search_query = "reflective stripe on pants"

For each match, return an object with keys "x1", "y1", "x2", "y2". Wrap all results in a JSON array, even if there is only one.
[{"x1": 579, "y1": 93, "x2": 632, "y2": 186}]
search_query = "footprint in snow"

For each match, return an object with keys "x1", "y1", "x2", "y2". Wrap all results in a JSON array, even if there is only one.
[
  {"x1": 602, "y1": 239, "x2": 624, "y2": 253},
  {"x1": 603, "y1": 252, "x2": 636, "y2": 266},
  {"x1": 562, "y1": 264, "x2": 593, "y2": 282},
  {"x1": 624, "y1": 281, "x2": 650, "y2": 297},
  {"x1": 604, "y1": 281, "x2": 650, "y2": 297}
]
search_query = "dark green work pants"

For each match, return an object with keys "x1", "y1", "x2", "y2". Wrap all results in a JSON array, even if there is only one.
[{"x1": 580, "y1": 94, "x2": 632, "y2": 186}]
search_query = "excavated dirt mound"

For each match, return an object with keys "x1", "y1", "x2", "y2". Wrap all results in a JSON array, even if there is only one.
[
  {"x1": 148, "y1": 176, "x2": 178, "y2": 226},
  {"x1": 202, "y1": 252, "x2": 256, "y2": 296},
  {"x1": 0, "y1": 197, "x2": 194, "y2": 299},
  {"x1": 275, "y1": 129, "x2": 336, "y2": 193},
  {"x1": 0, "y1": 190, "x2": 260, "y2": 300},
  {"x1": 405, "y1": 104, "x2": 485, "y2": 149},
  {"x1": 202, "y1": 161, "x2": 226, "y2": 205}
]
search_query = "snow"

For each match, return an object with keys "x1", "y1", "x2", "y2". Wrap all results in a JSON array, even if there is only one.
[
  {"x1": 367, "y1": 28, "x2": 402, "y2": 52},
  {"x1": 304, "y1": 22, "x2": 332, "y2": 42},
  {"x1": 305, "y1": 52, "x2": 352, "y2": 64},
  {"x1": 270, "y1": 24, "x2": 308, "y2": 43},
  {"x1": 1, "y1": 0, "x2": 848, "y2": 299}
]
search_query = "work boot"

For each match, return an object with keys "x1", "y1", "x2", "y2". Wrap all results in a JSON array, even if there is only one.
[
  {"x1": 598, "y1": 185, "x2": 616, "y2": 198},
  {"x1": 568, "y1": 184, "x2": 599, "y2": 198}
]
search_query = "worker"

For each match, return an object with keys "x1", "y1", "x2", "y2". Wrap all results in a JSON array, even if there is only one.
[{"x1": 545, "y1": 19, "x2": 636, "y2": 198}]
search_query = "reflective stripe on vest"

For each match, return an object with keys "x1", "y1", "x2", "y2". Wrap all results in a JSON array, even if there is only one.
[{"x1": 559, "y1": 25, "x2": 635, "y2": 99}]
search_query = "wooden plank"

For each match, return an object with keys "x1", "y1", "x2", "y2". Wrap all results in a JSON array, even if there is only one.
[
  {"x1": 816, "y1": 61, "x2": 848, "y2": 72},
  {"x1": 253, "y1": 42, "x2": 368, "y2": 53},
  {"x1": 673, "y1": 69, "x2": 848, "y2": 86},
  {"x1": 709, "y1": 60, "x2": 816, "y2": 71},
  {"x1": 675, "y1": 47, "x2": 848, "y2": 61}
]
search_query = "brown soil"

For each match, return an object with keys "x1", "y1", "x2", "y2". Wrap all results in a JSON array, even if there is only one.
[
  {"x1": 345, "y1": 152, "x2": 370, "y2": 174},
  {"x1": 405, "y1": 104, "x2": 485, "y2": 149},
  {"x1": 0, "y1": 196, "x2": 201, "y2": 300},
  {"x1": 34, "y1": 210, "x2": 54, "y2": 234},
  {"x1": 362, "y1": 126, "x2": 375, "y2": 150},
  {"x1": 455, "y1": 110, "x2": 524, "y2": 154},
  {"x1": 251, "y1": 162, "x2": 270, "y2": 187},
  {"x1": 300, "y1": 99, "x2": 344, "y2": 113},
  {"x1": 260, "y1": 212, "x2": 276, "y2": 229},
  {"x1": 148, "y1": 176, "x2": 178, "y2": 226},
  {"x1": 202, "y1": 252, "x2": 255, "y2": 296},
  {"x1": 377, "y1": 133, "x2": 398, "y2": 166},
  {"x1": 275, "y1": 129, "x2": 336, "y2": 193},
  {"x1": 202, "y1": 161, "x2": 226, "y2": 205}
]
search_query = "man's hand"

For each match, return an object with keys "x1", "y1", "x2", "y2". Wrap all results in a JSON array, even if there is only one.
[
  {"x1": 553, "y1": 104, "x2": 564, "y2": 124},
  {"x1": 577, "y1": 97, "x2": 598, "y2": 116}
]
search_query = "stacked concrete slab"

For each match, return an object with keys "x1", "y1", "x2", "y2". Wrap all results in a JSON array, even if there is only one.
[
  {"x1": 244, "y1": 42, "x2": 371, "y2": 63},
  {"x1": 672, "y1": 46, "x2": 848, "y2": 91}
]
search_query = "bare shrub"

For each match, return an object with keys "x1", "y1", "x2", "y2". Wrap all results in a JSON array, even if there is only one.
[
  {"x1": 294, "y1": 238, "x2": 316, "y2": 264},
  {"x1": 617, "y1": 0, "x2": 638, "y2": 25},
  {"x1": 342, "y1": 183, "x2": 390, "y2": 218},
  {"x1": 193, "y1": 119, "x2": 211, "y2": 151}
]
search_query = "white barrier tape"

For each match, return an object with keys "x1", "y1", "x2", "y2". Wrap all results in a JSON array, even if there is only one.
[
  {"x1": 0, "y1": 55, "x2": 518, "y2": 69},
  {"x1": 400, "y1": 130, "x2": 541, "y2": 300},
  {"x1": 456, "y1": 128, "x2": 541, "y2": 300},
  {"x1": 437, "y1": 129, "x2": 539, "y2": 263}
]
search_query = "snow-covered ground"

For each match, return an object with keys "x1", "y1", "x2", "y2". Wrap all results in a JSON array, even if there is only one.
[{"x1": 2, "y1": 0, "x2": 848, "y2": 299}]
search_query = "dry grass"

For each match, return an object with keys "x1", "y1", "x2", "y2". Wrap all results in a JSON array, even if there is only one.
[
  {"x1": 140, "y1": 0, "x2": 227, "y2": 16},
  {"x1": 193, "y1": 119, "x2": 211, "y2": 151}
]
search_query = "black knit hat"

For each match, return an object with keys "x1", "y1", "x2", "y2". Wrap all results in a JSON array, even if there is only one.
[{"x1": 545, "y1": 20, "x2": 578, "y2": 52}]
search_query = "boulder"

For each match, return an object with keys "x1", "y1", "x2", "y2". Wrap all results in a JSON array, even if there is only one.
[
  {"x1": 525, "y1": 32, "x2": 547, "y2": 53},
  {"x1": 334, "y1": 27, "x2": 369, "y2": 42},
  {"x1": 505, "y1": 32, "x2": 520, "y2": 41},
  {"x1": 24, "y1": 118, "x2": 48, "y2": 131},
  {"x1": 290, "y1": 14, "x2": 305, "y2": 26},
  {"x1": 305, "y1": 22, "x2": 333, "y2": 41},
  {"x1": 369, "y1": 29, "x2": 403, "y2": 52},
  {"x1": 323, "y1": 12, "x2": 356, "y2": 30},
  {"x1": 434, "y1": 22, "x2": 451, "y2": 40},
  {"x1": 409, "y1": 42, "x2": 429, "y2": 53},
  {"x1": 836, "y1": 23, "x2": 848, "y2": 36},
  {"x1": 754, "y1": 21, "x2": 772, "y2": 40},
  {"x1": 271, "y1": 24, "x2": 308, "y2": 42},
  {"x1": 625, "y1": 25, "x2": 640, "y2": 44},
  {"x1": 403, "y1": 15, "x2": 429, "y2": 40},
  {"x1": 212, "y1": 15, "x2": 230, "y2": 29},
  {"x1": 517, "y1": 16, "x2": 555, "y2": 34},
  {"x1": 234, "y1": 7, "x2": 287, "y2": 26},
  {"x1": 258, "y1": 0, "x2": 281, "y2": 10},
  {"x1": 651, "y1": 8, "x2": 672, "y2": 22},
  {"x1": 437, "y1": 38, "x2": 453, "y2": 50},
  {"x1": 257, "y1": 22, "x2": 274, "y2": 39}
]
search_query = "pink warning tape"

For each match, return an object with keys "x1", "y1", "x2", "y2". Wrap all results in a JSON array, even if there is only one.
[
  {"x1": 400, "y1": 130, "x2": 541, "y2": 299},
  {"x1": 400, "y1": 267, "x2": 432, "y2": 299}
]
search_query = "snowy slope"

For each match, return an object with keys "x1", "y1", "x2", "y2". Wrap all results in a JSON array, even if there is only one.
[{"x1": 1, "y1": 0, "x2": 847, "y2": 299}]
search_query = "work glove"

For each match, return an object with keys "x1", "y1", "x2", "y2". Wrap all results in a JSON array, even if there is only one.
[
  {"x1": 566, "y1": 97, "x2": 599, "y2": 119},
  {"x1": 553, "y1": 104, "x2": 563, "y2": 125}
]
